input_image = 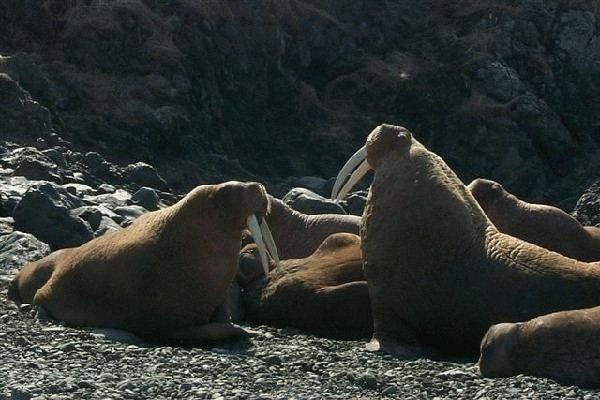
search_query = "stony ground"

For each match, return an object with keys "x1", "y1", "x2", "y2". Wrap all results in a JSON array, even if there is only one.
[{"x1": 2, "y1": 277, "x2": 599, "y2": 400}]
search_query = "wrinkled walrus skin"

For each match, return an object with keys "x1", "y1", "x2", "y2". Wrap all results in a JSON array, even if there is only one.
[
  {"x1": 468, "y1": 178, "x2": 600, "y2": 261},
  {"x1": 479, "y1": 305, "x2": 600, "y2": 388},
  {"x1": 358, "y1": 124, "x2": 600, "y2": 357},
  {"x1": 240, "y1": 233, "x2": 372, "y2": 339},
  {"x1": 8, "y1": 181, "x2": 270, "y2": 343},
  {"x1": 261, "y1": 195, "x2": 361, "y2": 260}
]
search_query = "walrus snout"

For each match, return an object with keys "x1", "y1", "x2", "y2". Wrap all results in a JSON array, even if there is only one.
[
  {"x1": 214, "y1": 181, "x2": 269, "y2": 218},
  {"x1": 478, "y1": 322, "x2": 520, "y2": 378},
  {"x1": 331, "y1": 124, "x2": 412, "y2": 200}
]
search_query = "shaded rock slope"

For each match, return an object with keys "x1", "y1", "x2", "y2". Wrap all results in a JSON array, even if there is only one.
[{"x1": 0, "y1": 0, "x2": 599, "y2": 207}]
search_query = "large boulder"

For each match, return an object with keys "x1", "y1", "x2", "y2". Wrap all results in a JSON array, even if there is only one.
[{"x1": 12, "y1": 182, "x2": 93, "y2": 250}]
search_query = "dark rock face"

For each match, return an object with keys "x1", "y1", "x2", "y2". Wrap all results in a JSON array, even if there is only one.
[{"x1": 0, "y1": 0, "x2": 599, "y2": 205}]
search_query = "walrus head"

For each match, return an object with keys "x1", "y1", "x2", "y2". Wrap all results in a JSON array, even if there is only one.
[
  {"x1": 332, "y1": 124, "x2": 479, "y2": 210},
  {"x1": 467, "y1": 178, "x2": 509, "y2": 212},
  {"x1": 478, "y1": 322, "x2": 521, "y2": 378},
  {"x1": 174, "y1": 181, "x2": 279, "y2": 275}
]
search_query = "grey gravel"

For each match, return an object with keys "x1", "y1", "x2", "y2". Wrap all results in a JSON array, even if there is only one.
[{"x1": 2, "y1": 278, "x2": 600, "y2": 399}]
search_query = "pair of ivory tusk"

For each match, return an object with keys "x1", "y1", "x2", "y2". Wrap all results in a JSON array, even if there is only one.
[
  {"x1": 331, "y1": 145, "x2": 370, "y2": 200},
  {"x1": 246, "y1": 215, "x2": 280, "y2": 275}
]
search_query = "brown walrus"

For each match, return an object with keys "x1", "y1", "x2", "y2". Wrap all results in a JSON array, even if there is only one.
[
  {"x1": 260, "y1": 195, "x2": 360, "y2": 259},
  {"x1": 239, "y1": 232, "x2": 372, "y2": 339},
  {"x1": 468, "y1": 178, "x2": 600, "y2": 261},
  {"x1": 479, "y1": 305, "x2": 600, "y2": 387},
  {"x1": 8, "y1": 181, "x2": 278, "y2": 343},
  {"x1": 333, "y1": 124, "x2": 600, "y2": 357}
]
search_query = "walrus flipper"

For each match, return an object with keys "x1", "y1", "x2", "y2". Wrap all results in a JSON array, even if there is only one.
[{"x1": 366, "y1": 336, "x2": 430, "y2": 359}]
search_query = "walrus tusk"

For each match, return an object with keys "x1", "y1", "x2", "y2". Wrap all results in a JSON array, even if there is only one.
[
  {"x1": 246, "y1": 214, "x2": 270, "y2": 275},
  {"x1": 260, "y1": 219, "x2": 280, "y2": 269},
  {"x1": 331, "y1": 145, "x2": 367, "y2": 199},
  {"x1": 335, "y1": 159, "x2": 370, "y2": 201}
]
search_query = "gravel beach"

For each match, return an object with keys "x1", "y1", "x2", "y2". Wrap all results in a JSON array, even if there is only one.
[{"x1": 2, "y1": 275, "x2": 599, "y2": 400}]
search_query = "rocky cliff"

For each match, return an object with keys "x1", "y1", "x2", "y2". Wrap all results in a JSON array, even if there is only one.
[{"x1": 1, "y1": 0, "x2": 599, "y2": 206}]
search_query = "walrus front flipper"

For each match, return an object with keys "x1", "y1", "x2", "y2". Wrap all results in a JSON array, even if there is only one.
[
  {"x1": 163, "y1": 322, "x2": 249, "y2": 344},
  {"x1": 366, "y1": 336, "x2": 428, "y2": 359},
  {"x1": 318, "y1": 281, "x2": 373, "y2": 339}
]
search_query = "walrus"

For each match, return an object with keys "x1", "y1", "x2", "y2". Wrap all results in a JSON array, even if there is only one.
[
  {"x1": 468, "y1": 178, "x2": 600, "y2": 261},
  {"x1": 257, "y1": 195, "x2": 360, "y2": 260},
  {"x1": 239, "y1": 232, "x2": 372, "y2": 339},
  {"x1": 479, "y1": 305, "x2": 600, "y2": 387},
  {"x1": 8, "y1": 181, "x2": 278, "y2": 343},
  {"x1": 333, "y1": 123, "x2": 600, "y2": 357}
]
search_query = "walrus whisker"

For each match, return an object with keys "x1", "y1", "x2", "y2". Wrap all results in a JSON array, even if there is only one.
[
  {"x1": 331, "y1": 145, "x2": 366, "y2": 199},
  {"x1": 335, "y1": 159, "x2": 370, "y2": 201},
  {"x1": 260, "y1": 219, "x2": 280, "y2": 269},
  {"x1": 246, "y1": 214, "x2": 270, "y2": 275}
]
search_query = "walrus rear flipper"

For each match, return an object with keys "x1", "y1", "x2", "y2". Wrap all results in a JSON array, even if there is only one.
[
  {"x1": 7, "y1": 277, "x2": 22, "y2": 304},
  {"x1": 7, "y1": 252, "x2": 60, "y2": 305}
]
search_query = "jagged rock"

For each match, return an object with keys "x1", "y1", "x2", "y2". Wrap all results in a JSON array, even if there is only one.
[
  {"x1": 72, "y1": 205, "x2": 124, "y2": 231},
  {"x1": 131, "y1": 186, "x2": 160, "y2": 211},
  {"x1": 124, "y1": 162, "x2": 169, "y2": 191},
  {"x1": 13, "y1": 158, "x2": 62, "y2": 183},
  {"x1": 12, "y1": 182, "x2": 93, "y2": 250},
  {"x1": 0, "y1": 176, "x2": 43, "y2": 217},
  {"x1": 573, "y1": 180, "x2": 600, "y2": 227},
  {"x1": 0, "y1": 72, "x2": 54, "y2": 144},
  {"x1": 113, "y1": 205, "x2": 149, "y2": 223},
  {"x1": 84, "y1": 189, "x2": 132, "y2": 209},
  {"x1": 0, "y1": 231, "x2": 50, "y2": 273},
  {"x1": 97, "y1": 184, "x2": 117, "y2": 194},
  {"x1": 282, "y1": 188, "x2": 347, "y2": 215},
  {"x1": 40, "y1": 147, "x2": 68, "y2": 168},
  {"x1": 82, "y1": 152, "x2": 120, "y2": 182},
  {"x1": 63, "y1": 183, "x2": 95, "y2": 197},
  {"x1": 0, "y1": 216, "x2": 14, "y2": 236},
  {"x1": 95, "y1": 216, "x2": 122, "y2": 237}
]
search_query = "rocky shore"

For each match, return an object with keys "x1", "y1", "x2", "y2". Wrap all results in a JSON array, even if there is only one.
[{"x1": 0, "y1": 141, "x2": 599, "y2": 399}]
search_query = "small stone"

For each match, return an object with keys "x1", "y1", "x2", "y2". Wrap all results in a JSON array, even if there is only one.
[
  {"x1": 382, "y1": 386, "x2": 398, "y2": 396},
  {"x1": 10, "y1": 388, "x2": 33, "y2": 400},
  {"x1": 179, "y1": 383, "x2": 193, "y2": 392},
  {"x1": 263, "y1": 355, "x2": 282, "y2": 365},
  {"x1": 358, "y1": 372, "x2": 377, "y2": 389},
  {"x1": 58, "y1": 342, "x2": 76, "y2": 352}
]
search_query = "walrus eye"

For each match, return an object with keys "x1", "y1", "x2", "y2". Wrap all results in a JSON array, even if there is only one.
[{"x1": 394, "y1": 131, "x2": 411, "y2": 147}]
